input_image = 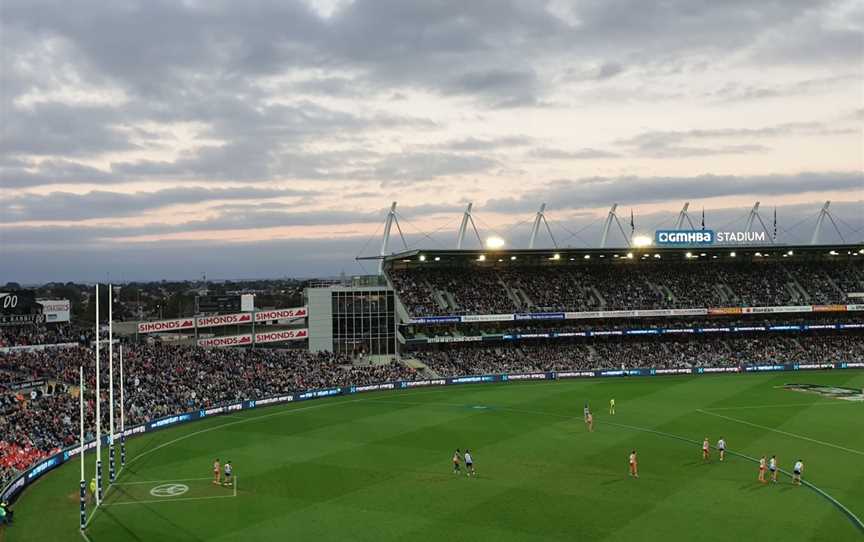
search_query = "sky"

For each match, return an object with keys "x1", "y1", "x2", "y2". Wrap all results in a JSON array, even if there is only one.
[{"x1": 1, "y1": 0, "x2": 862, "y2": 283}]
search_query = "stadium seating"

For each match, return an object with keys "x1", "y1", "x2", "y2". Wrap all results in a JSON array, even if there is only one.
[
  {"x1": 389, "y1": 261, "x2": 864, "y2": 315},
  {"x1": 413, "y1": 333, "x2": 864, "y2": 376}
]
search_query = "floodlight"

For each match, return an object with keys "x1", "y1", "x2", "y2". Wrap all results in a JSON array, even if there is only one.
[
  {"x1": 485, "y1": 236, "x2": 506, "y2": 250},
  {"x1": 632, "y1": 235, "x2": 652, "y2": 248}
]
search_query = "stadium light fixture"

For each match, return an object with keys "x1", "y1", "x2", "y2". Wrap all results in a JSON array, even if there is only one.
[
  {"x1": 859, "y1": 249, "x2": 864, "y2": 254},
  {"x1": 626, "y1": 252, "x2": 634, "y2": 259},
  {"x1": 787, "y1": 250, "x2": 794, "y2": 256},
  {"x1": 583, "y1": 254, "x2": 590, "y2": 259},
  {"x1": 700, "y1": 253, "x2": 706, "y2": 257},
  {"x1": 632, "y1": 235, "x2": 652, "y2": 248},
  {"x1": 497, "y1": 258, "x2": 503, "y2": 262},
  {"x1": 754, "y1": 252, "x2": 762, "y2": 257},
  {"x1": 552, "y1": 253, "x2": 561, "y2": 260},
  {"x1": 730, "y1": 252, "x2": 736, "y2": 257},
  {"x1": 685, "y1": 252, "x2": 693, "y2": 258},
  {"x1": 510, "y1": 255, "x2": 517, "y2": 260},
  {"x1": 653, "y1": 254, "x2": 661, "y2": 259},
  {"x1": 485, "y1": 236, "x2": 506, "y2": 250},
  {"x1": 434, "y1": 256, "x2": 441, "y2": 261},
  {"x1": 477, "y1": 254, "x2": 486, "y2": 261},
  {"x1": 418, "y1": 255, "x2": 426, "y2": 262}
]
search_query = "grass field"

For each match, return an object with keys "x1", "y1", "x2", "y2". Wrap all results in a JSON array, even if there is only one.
[{"x1": 5, "y1": 370, "x2": 864, "y2": 542}]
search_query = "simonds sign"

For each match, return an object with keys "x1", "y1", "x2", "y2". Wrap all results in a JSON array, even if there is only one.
[{"x1": 655, "y1": 230, "x2": 715, "y2": 245}]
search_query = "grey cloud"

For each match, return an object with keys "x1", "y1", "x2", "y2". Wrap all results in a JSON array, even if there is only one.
[
  {"x1": 595, "y1": 62, "x2": 625, "y2": 80},
  {"x1": 1, "y1": 186, "x2": 318, "y2": 222},
  {"x1": 616, "y1": 120, "x2": 853, "y2": 158},
  {"x1": 707, "y1": 74, "x2": 861, "y2": 103},
  {"x1": 529, "y1": 148, "x2": 620, "y2": 160},
  {"x1": 0, "y1": 207, "x2": 386, "y2": 247},
  {"x1": 345, "y1": 152, "x2": 499, "y2": 184},
  {"x1": 1, "y1": 159, "x2": 117, "y2": 188},
  {"x1": 484, "y1": 171, "x2": 864, "y2": 213},
  {"x1": 429, "y1": 136, "x2": 534, "y2": 151},
  {"x1": 0, "y1": 103, "x2": 136, "y2": 157},
  {"x1": 444, "y1": 69, "x2": 541, "y2": 107}
]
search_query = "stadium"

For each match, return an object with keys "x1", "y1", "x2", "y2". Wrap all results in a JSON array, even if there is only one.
[
  {"x1": 1, "y1": 201, "x2": 863, "y2": 541},
  {"x1": 3, "y1": 2, "x2": 863, "y2": 541}
]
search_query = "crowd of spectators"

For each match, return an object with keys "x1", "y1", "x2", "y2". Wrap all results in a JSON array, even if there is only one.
[
  {"x1": 390, "y1": 261, "x2": 864, "y2": 316},
  {"x1": 414, "y1": 333, "x2": 864, "y2": 376},
  {"x1": 0, "y1": 325, "x2": 85, "y2": 348},
  {"x1": 0, "y1": 343, "x2": 418, "y2": 489}
]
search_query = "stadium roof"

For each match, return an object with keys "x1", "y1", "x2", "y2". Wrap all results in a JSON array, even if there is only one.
[{"x1": 373, "y1": 243, "x2": 864, "y2": 268}]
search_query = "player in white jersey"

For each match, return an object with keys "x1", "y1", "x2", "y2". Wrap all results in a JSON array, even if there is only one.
[
  {"x1": 583, "y1": 403, "x2": 590, "y2": 420},
  {"x1": 223, "y1": 460, "x2": 233, "y2": 487},
  {"x1": 464, "y1": 449, "x2": 476, "y2": 477},
  {"x1": 702, "y1": 437, "x2": 710, "y2": 462},
  {"x1": 717, "y1": 438, "x2": 726, "y2": 462},
  {"x1": 769, "y1": 455, "x2": 778, "y2": 483},
  {"x1": 609, "y1": 398, "x2": 615, "y2": 415},
  {"x1": 792, "y1": 459, "x2": 804, "y2": 486}
]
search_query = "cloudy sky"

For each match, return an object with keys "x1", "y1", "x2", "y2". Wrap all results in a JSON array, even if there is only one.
[{"x1": 1, "y1": 0, "x2": 862, "y2": 282}]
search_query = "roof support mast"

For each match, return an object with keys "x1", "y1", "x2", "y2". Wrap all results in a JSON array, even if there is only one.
[
  {"x1": 744, "y1": 201, "x2": 775, "y2": 244},
  {"x1": 675, "y1": 202, "x2": 696, "y2": 230},
  {"x1": 599, "y1": 204, "x2": 630, "y2": 248},
  {"x1": 599, "y1": 204, "x2": 617, "y2": 248},
  {"x1": 456, "y1": 203, "x2": 473, "y2": 249},
  {"x1": 455, "y1": 202, "x2": 482, "y2": 249},
  {"x1": 379, "y1": 202, "x2": 408, "y2": 273},
  {"x1": 528, "y1": 203, "x2": 558, "y2": 249},
  {"x1": 811, "y1": 201, "x2": 844, "y2": 245}
]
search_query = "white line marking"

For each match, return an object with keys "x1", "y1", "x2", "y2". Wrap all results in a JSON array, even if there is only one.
[
  {"x1": 80, "y1": 529, "x2": 93, "y2": 542},
  {"x1": 702, "y1": 402, "x2": 860, "y2": 411},
  {"x1": 234, "y1": 475, "x2": 237, "y2": 497},
  {"x1": 101, "y1": 494, "x2": 236, "y2": 507},
  {"x1": 697, "y1": 409, "x2": 864, "y2": 456},
  {"x1": 125, "y1": 398, "x2": 365, "y2": 468},
  {"x1": 113, "y1": 477, "x2": 212, "y2": 486}
]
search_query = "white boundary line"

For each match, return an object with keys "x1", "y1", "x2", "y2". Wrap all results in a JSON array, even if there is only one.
[
  {"x1": 125, "y1": 398, "x2": 365, "y2": 469},
  {"x1": 697, "y1": 409, "x2": 864, "y2": 456},
  {"x1": 102, "y1": 494, "x2": 235, "y2": 507},
  {"x1": 702, "y1": 402, "x2": 861, "y2": 411},
  {"x1": 601, "y1": 419, "x2": 864, "y2": 535}
]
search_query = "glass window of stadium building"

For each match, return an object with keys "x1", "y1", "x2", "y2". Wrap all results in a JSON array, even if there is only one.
[{"x1": 306, "y1": 284, "x2": 397, "y2": 356}]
